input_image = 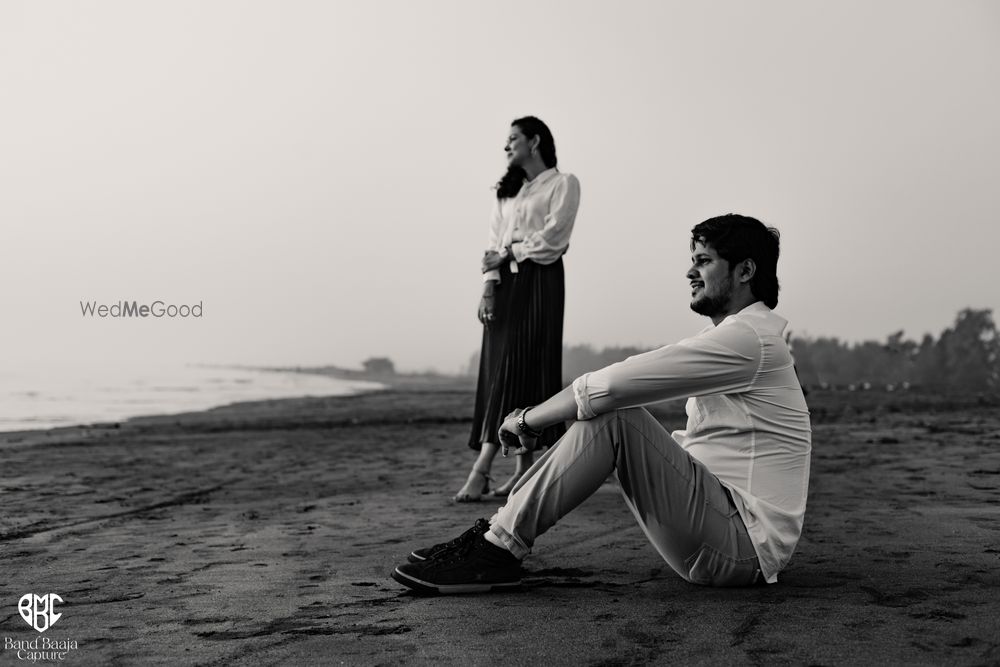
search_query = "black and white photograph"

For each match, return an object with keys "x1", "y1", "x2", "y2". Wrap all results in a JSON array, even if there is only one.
[{"x1": 2, "y1": 1, "x2": 999, "y2": 664}]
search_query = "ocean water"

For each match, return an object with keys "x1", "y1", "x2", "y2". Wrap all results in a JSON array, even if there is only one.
[{"x1": 0, "y1": 363, "x2": 382, "y2": 433}]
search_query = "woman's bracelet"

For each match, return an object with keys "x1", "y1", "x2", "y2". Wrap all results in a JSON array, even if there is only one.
[{"x1": 516, "y1": 407, "x2": 543, "y2": 438}]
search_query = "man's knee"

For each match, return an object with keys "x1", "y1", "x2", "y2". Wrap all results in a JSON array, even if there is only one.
[
  {"x1": 567, "y1": 410, "x2": 618, "y2": 435},
  {"x1": 569, "y1": 407, "x2": 650, "y2": 431}
]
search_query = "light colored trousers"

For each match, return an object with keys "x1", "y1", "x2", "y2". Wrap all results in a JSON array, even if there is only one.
[{"x1": 489, "y1": 407, "x2": 763, "y2": 586}]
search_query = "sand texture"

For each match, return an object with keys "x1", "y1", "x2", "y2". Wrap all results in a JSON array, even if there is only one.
[{"x1": 2, "y1": 387, "x2": 999, "y2": 665}]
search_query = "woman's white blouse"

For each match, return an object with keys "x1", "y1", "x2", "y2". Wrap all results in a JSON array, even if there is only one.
[{"x1": 482, "y1": 168, "x2": 581, "y2": 283}]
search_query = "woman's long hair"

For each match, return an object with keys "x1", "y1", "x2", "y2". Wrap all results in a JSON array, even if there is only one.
[{"x1": 496, "y1": 116, "x2": 558, "y2": 200}]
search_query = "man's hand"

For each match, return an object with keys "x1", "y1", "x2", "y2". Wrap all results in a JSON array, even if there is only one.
[
  {"x1": 481, "y1": 250, "x2": 505, "y2": 273},
  {"x1": 498, "y1": 408, "x2": 538, "y2": 457}
]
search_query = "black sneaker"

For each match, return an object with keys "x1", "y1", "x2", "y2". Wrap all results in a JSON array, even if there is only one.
[
  {"x1": 407, "y1": 518, "x2": 490, "y2": 563},
  {"x1": 392, "y1": 533, "x2": 522, "y2": 594}
]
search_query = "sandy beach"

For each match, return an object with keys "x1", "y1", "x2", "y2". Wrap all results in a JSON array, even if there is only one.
[{"x1": 2, "y1": 382, "x2": 999, "y2": 665}]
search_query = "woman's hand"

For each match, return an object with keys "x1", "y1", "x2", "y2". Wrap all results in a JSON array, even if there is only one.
[
  {"x1": 478, "y1": 294, "x2": 496, "y2": 326},
  {"x1": 481, "y1": 250, "x2": 505, "y2": 273},
  {"x1": 498, "y1": 408, "x2": 538, "y2": 457},
  {"x1": 478, "y1": 281, "x2": 498, "y2": 325}
]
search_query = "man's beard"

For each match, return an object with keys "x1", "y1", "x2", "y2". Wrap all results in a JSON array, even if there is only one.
[{"x1": 690, "y1": 275, "x2": 734, "y2": 318}]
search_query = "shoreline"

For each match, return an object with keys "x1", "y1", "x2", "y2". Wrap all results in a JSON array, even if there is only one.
[
  {"x1": 256, "y1": 364, "x2": 478, "y2": 392},
  {"x1": 0, "y1": 365, "x2": 405, "y2": 440}
]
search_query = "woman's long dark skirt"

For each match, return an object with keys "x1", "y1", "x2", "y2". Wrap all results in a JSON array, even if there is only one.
[{"x1": 468, "y1": 258, "x2": 567, "y2": 450}]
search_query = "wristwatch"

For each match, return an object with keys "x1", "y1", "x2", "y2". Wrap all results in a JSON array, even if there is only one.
[{"x1": 516, "y1": 408, "x2": 543, "y2": 438}]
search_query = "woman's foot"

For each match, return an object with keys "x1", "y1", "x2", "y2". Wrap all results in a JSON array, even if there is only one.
[
  {"x1": 453, "y1": 468, "x2": 491, "y2": 503},
  {"x1": 490, "y1": 471, "x2": 522, "y2": 498},
  {"x1": 492, "y1": 452, "x2": 534, "y2": 497}
]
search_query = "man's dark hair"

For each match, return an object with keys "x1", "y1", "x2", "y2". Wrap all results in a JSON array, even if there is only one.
[
  {"x1": 496, "y1": 116, "x2": 558, "y2": 199},
  {"x1": 691, "y1": 214, "x2": 781, "y2": 308}
]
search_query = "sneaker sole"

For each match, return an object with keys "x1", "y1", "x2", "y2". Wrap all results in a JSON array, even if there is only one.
[
  {"x1": 392, "y1": 566, "x2": 521, "y2": 595},
  {"x1": 407, "y1": 552, "x2": 426, "y2": 563}
]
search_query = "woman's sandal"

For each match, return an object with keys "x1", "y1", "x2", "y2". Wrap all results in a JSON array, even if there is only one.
[{"x1": 453, "y1": 467, "x2": 491, "y2": 503}]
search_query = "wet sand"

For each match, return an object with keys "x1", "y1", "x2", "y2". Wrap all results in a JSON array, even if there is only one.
[{"x1": 2, "y1": 385, "x2": 999, "y2": 665}]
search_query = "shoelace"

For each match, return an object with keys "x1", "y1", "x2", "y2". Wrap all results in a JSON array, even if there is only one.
[
  {"x1": 430, "y1": 522, "x2": 490, "y2": 568},
  {"x1": 429, "y1": 519, "x2": 488, "y2": 558},
  {"x1": 433, "y1": 540, "x2": 479, "y2": 568}
]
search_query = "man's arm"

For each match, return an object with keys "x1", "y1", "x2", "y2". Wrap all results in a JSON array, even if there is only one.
[
  {"x1": 509, "y1": 332, "x2": 757, "y2": 431},
  {"x1": 520, "y1": 384, "x2": 577, "y2": 431},
  {"x1": 498, "y1": 322, "x2": 762, "y2": 454},
  {"x1": 572, "y1": 326, "x2": 761, "y2": 420}
]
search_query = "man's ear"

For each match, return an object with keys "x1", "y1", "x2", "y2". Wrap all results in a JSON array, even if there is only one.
[{"x1": 738, "y1": 258, "x2": 757, "y2": 284}]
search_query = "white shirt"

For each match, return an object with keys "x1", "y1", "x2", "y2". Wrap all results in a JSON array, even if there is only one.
[
  {"x1": 483, "y1": 168, "x2": 581, "y2": 283},
  {"x1": 571, "y1": 302, "x2": 812, "y2": 583}
]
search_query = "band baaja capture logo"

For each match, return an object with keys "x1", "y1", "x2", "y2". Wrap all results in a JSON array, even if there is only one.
[
  {"x1": 3, "y1": 594, "x2": 81, "y2": 662},
  {"x1": 19, "y1": 594, "x2": 62, "y2": 633}
]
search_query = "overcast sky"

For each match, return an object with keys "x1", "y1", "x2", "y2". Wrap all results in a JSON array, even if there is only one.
[{"x1": 2, "y1": 0, "x2": 997, "y2": 374}]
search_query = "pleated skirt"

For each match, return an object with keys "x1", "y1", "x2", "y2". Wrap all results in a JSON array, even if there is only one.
[{"x1": 468, "y1": 258, "x2": 567, "y2": 450}]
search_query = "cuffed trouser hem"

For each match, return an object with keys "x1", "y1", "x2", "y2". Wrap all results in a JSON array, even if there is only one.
[{"x1": 488, "y1": 523, "x2": 531, "y2": 560}]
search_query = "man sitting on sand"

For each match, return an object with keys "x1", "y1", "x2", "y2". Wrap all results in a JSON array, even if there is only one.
[{"x1": 392, "y1": 214, "x2": 812, "y2": 593}]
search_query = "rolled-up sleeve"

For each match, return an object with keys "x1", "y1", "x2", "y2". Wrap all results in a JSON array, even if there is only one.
[
  {"x1": 572, "y1": 372, "x2": 601, "y2": 420},
  {"x1": 571, "y1": 321, "x2": 762, "y2": 420},
  {"x1": 482, "y1": 199, "x2": 503, "y2": 283},
  {"x1": 511, "y1": 174, "x2": 580, "y2": 265}
]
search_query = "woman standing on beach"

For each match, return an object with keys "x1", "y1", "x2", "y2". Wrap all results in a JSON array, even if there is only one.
[{"x1": 455, "y1": 116, "x2": 581, "y2": 502}]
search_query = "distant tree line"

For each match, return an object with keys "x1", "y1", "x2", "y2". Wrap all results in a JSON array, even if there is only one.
[
  {"x1": 463, "y1": 308, "x2": 1000, "y2": 393},
  {"x1": 791, "y1": 308, "x2": 999, "y2": 391},
  {"x1": 561, "y1": 344, "x2": 651, "y2": 382}
]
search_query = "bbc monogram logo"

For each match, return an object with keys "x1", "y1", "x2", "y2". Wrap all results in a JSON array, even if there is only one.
[{"x1": 18, "y1": 594, "x2": 63, "y2": 633}]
